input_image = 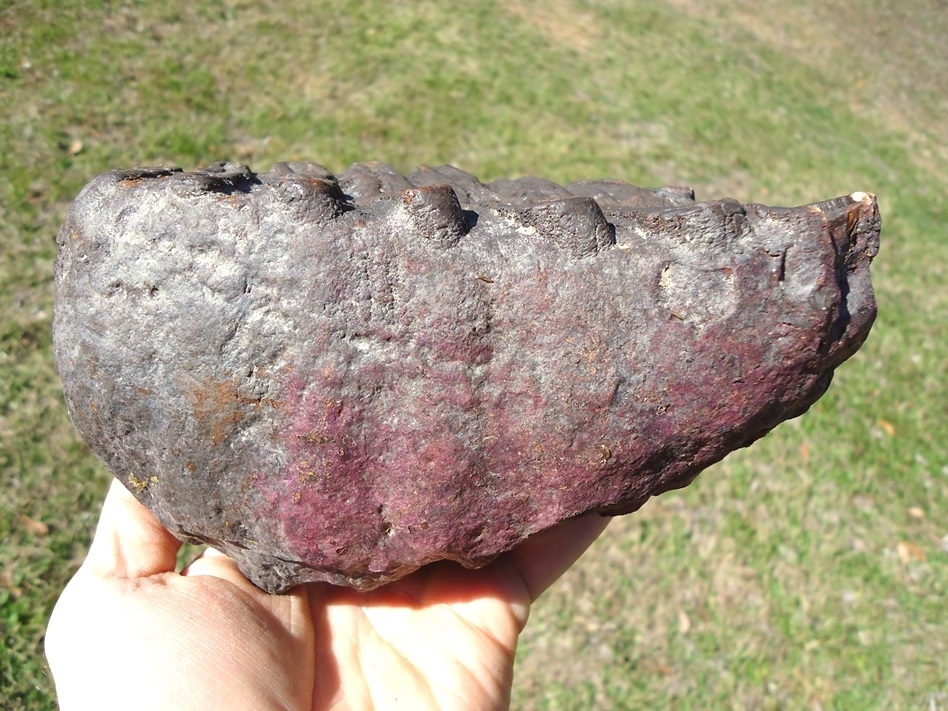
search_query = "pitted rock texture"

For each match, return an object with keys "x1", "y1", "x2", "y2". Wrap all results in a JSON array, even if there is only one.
[{"x1": 54, "y1": 162, "x2": 880, "y2": 592}]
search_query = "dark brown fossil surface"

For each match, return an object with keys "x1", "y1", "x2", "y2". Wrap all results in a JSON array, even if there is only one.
[{"x1": 53, "y1": 162, "x2": 880, "y2": 592}]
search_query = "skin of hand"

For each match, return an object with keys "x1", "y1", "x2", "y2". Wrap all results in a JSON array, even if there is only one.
[{"x1": 45, "y1": 479, "x2": 610, "y2": 711}]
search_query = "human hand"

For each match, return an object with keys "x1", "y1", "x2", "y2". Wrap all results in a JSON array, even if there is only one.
[{"x1": 46, "y1": 479, "x2": 609, "y2": 710}]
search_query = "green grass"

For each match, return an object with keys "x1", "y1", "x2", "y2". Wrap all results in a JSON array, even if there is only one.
[{"x1": 1, "y1": 0, "x2": 945, "y2": 708}]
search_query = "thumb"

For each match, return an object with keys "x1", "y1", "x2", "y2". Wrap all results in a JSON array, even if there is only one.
[{"x1": 82, "y1": 478, "x2": 182, "y2": 579}]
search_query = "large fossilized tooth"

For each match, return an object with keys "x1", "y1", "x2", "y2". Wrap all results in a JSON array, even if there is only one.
[{"x1": 53, "y1": 162, "x2": 880, "y2": 592}]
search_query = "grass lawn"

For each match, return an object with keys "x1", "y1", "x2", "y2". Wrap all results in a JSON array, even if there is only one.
[{"x1": 1, "y1": 0, "x2": 945, "y2": 708}]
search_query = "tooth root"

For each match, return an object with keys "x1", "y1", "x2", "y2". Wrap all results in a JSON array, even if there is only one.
[
  {"x1": 653, "y1": 185, "x2": 697, "y2": 204},
  {"x1": 281, "y1": 178, "x2": 348, "y2": 221},
  {"x1": 408, "y1": 165, "x2": 492, "y2": 205},
  {"x1": 114, "y1": 166, "x2": 183, "y2": 187},
  {"x1": 813, "y1": 192, "x2": 881, "y2": 266},
  {"x1": 401, "y1": 184, "x2": 469, "y2": 248},
  {"x1": 339, "y1": 162, "x2": 413, "y2": 202},
  {"x1": 168, "y1": 162, "x2": 258, "y2": 198},
  {"x1": 269, "y1": 162, "x2": 336, "y2": 181},
  {"x1": 491, "y1": 176, "x2": 573, "y2": 204},
  {"x1": 259, "y1": 168, "x2": 347, "y2": 222},
  {"x1": 567, "y1": 180, "x2": 696, "y2": 209},
  {"x1": 519, "y1": 196, "x2": 615, "y2": 258},
  {"x1": 629, "y1": 199, "x2": 746, "y2": 250}
]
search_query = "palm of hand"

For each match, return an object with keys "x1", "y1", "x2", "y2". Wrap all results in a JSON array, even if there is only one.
[{"x1": 46, "y1": 481, "x2": 608, "y2": 710}]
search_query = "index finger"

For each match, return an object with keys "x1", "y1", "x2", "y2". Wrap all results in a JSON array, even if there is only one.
[{"x1": 506, "y1": 513, "x2": 611, "y2": 602}]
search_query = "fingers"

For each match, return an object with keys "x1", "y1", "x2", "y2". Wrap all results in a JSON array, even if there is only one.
[
  {"x1": 81, "y1": 477, "x2": 608, "y2": 603},
  {"x1": 181, "y1": 547, "x2": 261, "y2": 594},
  {"x1": 505, "y1": 513, "x2": 611, "y2": 602},
  {"x1": 83, "y1": 479, "x2": 271, "y2": 598},
  {"x1": 82, "y1": 478, "x2": 182, "y2": 579}
]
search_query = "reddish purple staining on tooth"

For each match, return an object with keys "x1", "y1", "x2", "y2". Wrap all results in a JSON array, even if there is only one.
[{"x1": 53, "y1": 161, "x2": 880, "y2": 592}]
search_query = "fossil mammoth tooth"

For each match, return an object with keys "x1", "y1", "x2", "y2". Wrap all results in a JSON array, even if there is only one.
[{"x1": 53, "y1": 162, "x2": 879, "y2": 592}]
